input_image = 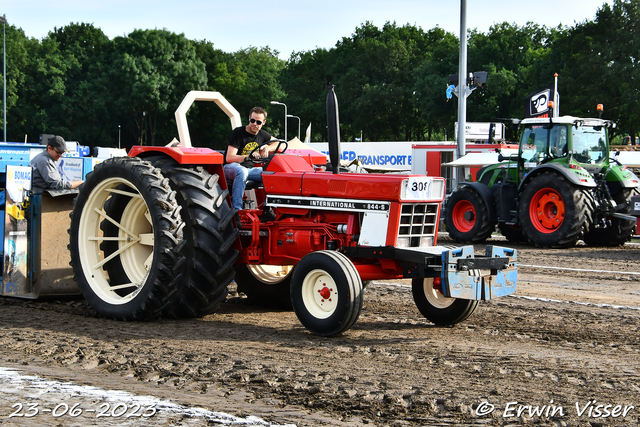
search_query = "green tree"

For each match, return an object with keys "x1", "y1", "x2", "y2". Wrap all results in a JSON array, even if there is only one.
[
  {"x1": 226, "y1": 47, "x2": 285, "y2": 141},
  {"x1": 413, "y1": 27, "x2": 459, "y2": 140},
  {"x1": 330, "y1": 22, "x2": 434, "y2": 142},
  {"x1": 467, "y1": 22, "x2": 558, "y2": 122},
  {"x1": 13, "y1": 33, "x2": 73, "y2": 141},
  {"x1": 590, "y1": 0, "x2": 640, "y2": 141},
  {"x1": 109, "y1": 29, "x2": 207, "y2": 148},
  {"x1": 176, "y1": 44, "x2": 285, "y2": 150},
  {"x1": 280, "y1": 48, "x2": 331, "y2": 142},
  {"x1": 48, "y1": 23, "x2": 114, "y2": 147},
  {"x1": 0, "y1": 24, "x2": 34, "y2": 142}
]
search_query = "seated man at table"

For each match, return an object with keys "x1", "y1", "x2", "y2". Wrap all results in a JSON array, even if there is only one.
[{"x1": 29, "y1": 135, "x2": 83, "y2": 193}]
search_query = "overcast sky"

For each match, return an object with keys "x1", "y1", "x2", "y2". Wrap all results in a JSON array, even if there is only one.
[{"x1": 4, "y1": 0, "x2": 611, "y2": 59}]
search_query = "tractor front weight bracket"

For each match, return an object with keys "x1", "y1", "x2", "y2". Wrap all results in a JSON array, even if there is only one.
[{"x1": 442, "y1": 246, "x2": 517, "y2": 300}]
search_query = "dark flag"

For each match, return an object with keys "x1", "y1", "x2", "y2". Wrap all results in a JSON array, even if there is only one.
[{"x1": 524, "y1": 85, "x2": 557, "y2": 118}]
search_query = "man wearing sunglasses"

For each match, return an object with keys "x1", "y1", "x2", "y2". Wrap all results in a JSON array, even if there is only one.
[
  {"x1": 224, "y1": 107, "x2": 276, "y2": 217},
  {"x1": 29, "y1": 135, "x2": 84, "y2": 193}
]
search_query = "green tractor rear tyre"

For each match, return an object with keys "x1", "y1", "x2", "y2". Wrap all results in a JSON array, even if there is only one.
[
  {"x1": 583, "y1": 188, "x2": 638, "y2": 246},
  {"x1": 444, "y1": 186, "x2": 495, "y2": 243},
  {"x1": 519, "y1": 173, "x2": 589, "y2": 248},
  {"x1": 497, "y1": 223, "x2": 528, "y2": 244}
]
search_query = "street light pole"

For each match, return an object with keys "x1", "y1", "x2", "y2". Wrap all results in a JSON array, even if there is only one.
[
  {"x1": 270, "y1": 101, "x2": 287, "y2": 141},
  {"x1": 118, "y1": 125, "x2": 121, "y2": 149},
  {"x1": 456, "y1": 0, "x2": 468, "y2": 187},
  {"x1": 287, "y1": 114, "x2": 300, "y2": 139},
  {"x1": 1, "y1": 15, "x2": 7, "y2": 143}
]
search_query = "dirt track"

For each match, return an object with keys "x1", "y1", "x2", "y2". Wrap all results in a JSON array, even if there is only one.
[{"x1": 1, "y1": 235, "x2": 640, "y2": 426}]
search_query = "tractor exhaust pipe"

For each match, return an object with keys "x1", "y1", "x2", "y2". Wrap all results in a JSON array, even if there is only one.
[{"x1": 326, "y1": 75, "x2": 341, "y2": 174}]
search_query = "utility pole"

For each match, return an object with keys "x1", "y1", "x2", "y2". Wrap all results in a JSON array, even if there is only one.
[
  {"x1": 456, "y1": 0, "x2": 468, "y2": 187},
  {"x1": 1, "y1": 15, "x2": 7, "y2": 142}
]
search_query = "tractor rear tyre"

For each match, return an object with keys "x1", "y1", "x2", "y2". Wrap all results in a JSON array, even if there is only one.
[
  {"x1": 583, "y1": 188, "x2": 638, "y2": 247},
  {"x1": 291, "y1": 251, "x2": 363, "y2": 336},
  {"x1": 497, "y1": 223, "x2": 528, "y2": 244},
  {"x1": 68, "y1": 157, "x2": 183, "y2": 320},
  {"x1": 147, "y1": 157, "x2": 239, "y2": 318},
  {"x1": 519, "y1": 173, "x2": 589, "y2": 248},
  {"x1": 444, "y1": 186, "x2": 495, "y2": 243},
  {"x1": 235, "y1": 265, "x2": 293, "y2": 309},
  {"x1": 411, "y1": 278, "x2": 478, "y2": 325}
]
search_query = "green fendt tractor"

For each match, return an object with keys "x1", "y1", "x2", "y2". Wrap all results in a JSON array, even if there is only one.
[{"x1": 445, "y1": 112, "x2": 640, "y2": 248}]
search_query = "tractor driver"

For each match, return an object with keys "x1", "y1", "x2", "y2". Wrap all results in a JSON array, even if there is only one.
[
  {"x1": 224, "y1": 107, "x2": 276, "y2": 214},
  {"x1": 29, "y1": 135, "x2": 84, "y2": 193}
]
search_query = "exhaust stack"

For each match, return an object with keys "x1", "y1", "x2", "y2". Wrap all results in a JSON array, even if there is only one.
[{"x1": 326, "y1": 75, "x2": 341, "y2": 174}]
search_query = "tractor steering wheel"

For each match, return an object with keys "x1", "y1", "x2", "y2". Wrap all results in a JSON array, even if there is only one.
[
  {"x1": 249, "y1": 140, "x2": 288, "y2": 170},
  {"x1": 246, "y1": 140, "x2": 288, "y2": 162}
]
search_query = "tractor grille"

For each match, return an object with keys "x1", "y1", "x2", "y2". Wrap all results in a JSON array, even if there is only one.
[{"x1": 397, "y1": 203, "x2": 440, "y2": 248}]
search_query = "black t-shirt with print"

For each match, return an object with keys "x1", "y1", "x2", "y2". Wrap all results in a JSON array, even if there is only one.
[{"x1": 225, "y1": 126, "x2": 272, "y2": 167}]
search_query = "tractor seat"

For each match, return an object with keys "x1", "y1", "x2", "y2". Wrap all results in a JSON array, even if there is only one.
[
  {"x1": 245, "y1": 179, "x2": 261, "y2": 190},
  {"x1": 228, "y1": 179, "x2": 262, "y2": 193}
]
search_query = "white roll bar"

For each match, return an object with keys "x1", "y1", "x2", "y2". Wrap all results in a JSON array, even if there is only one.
[{"x1": 174, "y1": 91, "x2": 242, "y2": 148}]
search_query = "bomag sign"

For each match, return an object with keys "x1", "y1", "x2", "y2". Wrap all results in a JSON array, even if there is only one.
[
  {"x1": 6, "y1": 165, "x2": 32, "y2": 204},
  {"x1": 9, "y1": 169, "x2": 31, "y2": 182}
]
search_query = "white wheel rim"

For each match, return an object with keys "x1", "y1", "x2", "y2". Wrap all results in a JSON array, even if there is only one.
[
  {"x1": 301, "y1": 269, "x2": 339, "y2": 319},
  {"x1": 78, "y1": 177, "x2": 154, "y2": 305},
  {"x1": 422, "y1": 278, "x2": 455, "y2": 309},
  {"x1": 248, "y1": 265, "x2": 292, "y2": 284}
]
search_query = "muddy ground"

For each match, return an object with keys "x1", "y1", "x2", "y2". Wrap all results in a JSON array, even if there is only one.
[{"x1": 1, "y1": 235, "x2": 639, "y2": 426}]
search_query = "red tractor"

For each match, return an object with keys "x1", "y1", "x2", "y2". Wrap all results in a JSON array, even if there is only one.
[{"x1": 68, "y1": 82, "x2": 517, "y2": 336}]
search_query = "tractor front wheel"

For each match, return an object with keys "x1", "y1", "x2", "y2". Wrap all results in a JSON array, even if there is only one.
[
  {"x1": 519, "y1": 173, "x2": 589, "y2": 248},
  {"x1": 68, "y1": 157, "x2": 183, "y2": 320},
  {"x1": 411, "y1": 278, "x2": 478, "y2": 325},
  {"x1": 291, "y1": 251, "x2": 363, "y2": 336},
  {"x1": 444, "y1": 186, "x2": 495, "y2": 243}
]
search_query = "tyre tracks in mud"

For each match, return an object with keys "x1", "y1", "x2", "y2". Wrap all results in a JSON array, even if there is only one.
[{"x1": 0, "y1": 240, "x2": 639, "y2": 426}]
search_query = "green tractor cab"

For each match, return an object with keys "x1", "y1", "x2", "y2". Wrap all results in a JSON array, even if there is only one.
[{"x1": 445, "y1": 116, "x2": 640, "y2": 248}]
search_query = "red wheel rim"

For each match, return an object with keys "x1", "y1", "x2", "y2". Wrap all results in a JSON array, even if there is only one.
[
  {"x1": 529, "y1": 187, "x2": 565, "y2": 233},
  {"x1": 451, "y1": 200, "x2": 476, "y2": 232}
]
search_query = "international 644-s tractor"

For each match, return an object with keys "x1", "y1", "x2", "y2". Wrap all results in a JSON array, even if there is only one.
[{"x1": 68, "y1": 82, "x2": 518, "y2": 336}]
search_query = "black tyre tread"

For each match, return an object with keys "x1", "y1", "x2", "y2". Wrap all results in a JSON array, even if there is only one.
[
  {"x1": 411, "y1": 278, "x2": 478, "y2": 325},
  {"x1": 323, "y1": 251, "x2": 364, "y2": 333},
  {"x1": 497, "y1": 223, "x2": 528, "y2": 244},
  {"x1": 147, "y1": 157, "x2": 239, "y2": 318},
  {"x1": 68, "y1": 157, "x2": 183, "y2": 321},
  {"x1": 519, "y1": 173, "x2": 589, "y2": 248},
  {"x1": 583, "y1": 188, "x2": 638, "y2": 246},
  {"x1": 235, "y1": 265, "x2": 294, "y2": 309},
  {"x1": 444, "y1": 186, "x2": 495, "y2": 243},
  {"x1": 290, "y1": 250, "x2": 363, "y2": 336}
]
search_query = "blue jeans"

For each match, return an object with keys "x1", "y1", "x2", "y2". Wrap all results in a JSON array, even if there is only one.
[{"x1": 223, "y1": 163, "x2": 263, "y2": 210}]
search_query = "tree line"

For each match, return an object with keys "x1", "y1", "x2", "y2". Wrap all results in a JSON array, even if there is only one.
[{"x1": 1, "y1": 0, "x2": 638, "y2": 151}]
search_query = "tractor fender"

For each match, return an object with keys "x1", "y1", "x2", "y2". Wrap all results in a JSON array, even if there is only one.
[
  {"x1": 605, "y1": 165, "x2": 640, "y2": 195},
  {"x1": 519, "y1": 163, "x2": 596, "y2": 192},
  {"x1": 451, "y1": 182, "x2": 498, "y2": 222},
  {"x1": 129, "y1": 147, "x2": 225, "y2": 183}
]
